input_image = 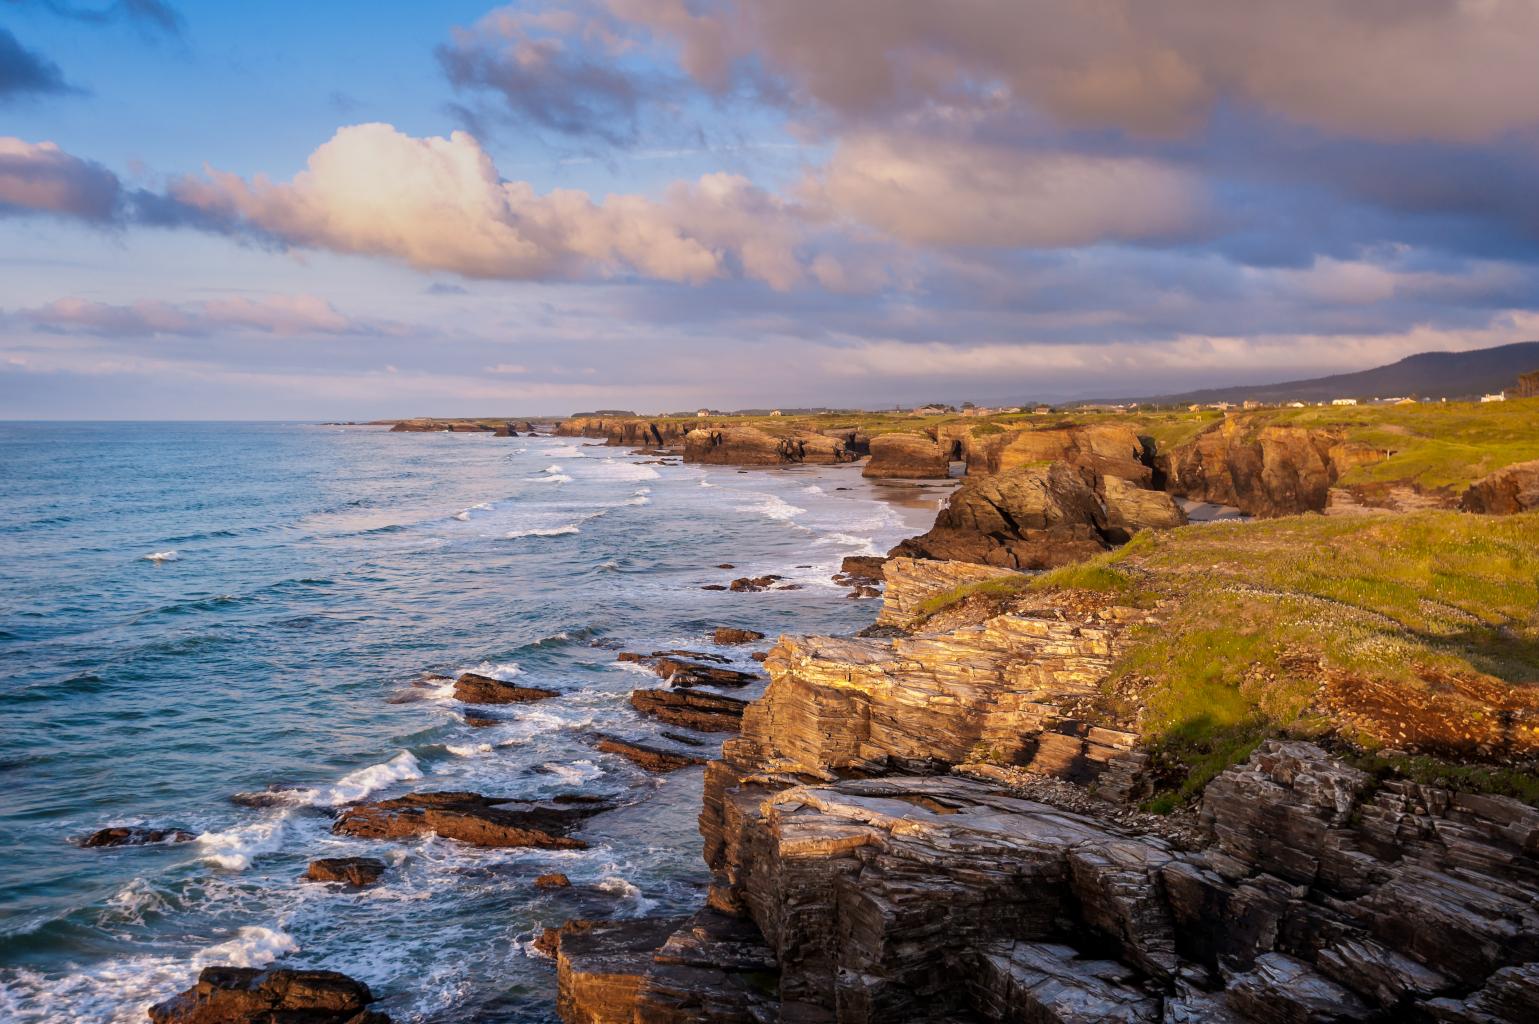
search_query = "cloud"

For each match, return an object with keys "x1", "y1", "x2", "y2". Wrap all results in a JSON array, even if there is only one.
[
  {"x1": 806, "y1": 133, "x2": 1207, "y2": 248},
  {"x1": 0, "y1": 28, "x2": 76, "y2": 100},
  {"x1": 611, "y1": 1, "x2": 1539, "y2": 143},
  {"x1": 483, "y1": 362, "x2": 529, "y2": 374},
  {"x1": 163, "y1": 122, "x2": 827, "y2": 287},
  {"x1": 11, "y1": 0, "x2": 184, "y2": 37},
  {"x1": 0, "y1": 137, "x2": 121, "y2": 219},
  {"x1": 11, "y1": 294, "x2": 392, "y2": 337}
]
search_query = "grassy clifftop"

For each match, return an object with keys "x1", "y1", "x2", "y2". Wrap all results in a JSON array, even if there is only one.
[{"x1": 925, "y1": 509, "x2": 1539, "y2": 805}]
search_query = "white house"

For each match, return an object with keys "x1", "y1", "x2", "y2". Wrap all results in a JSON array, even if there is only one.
[
  {"x1": 1331, "y1": 398, "x2": 1358, "y2": 406},
  {"x1": 1481, "y1": 393, "x2": 1507, "y2": 403}
]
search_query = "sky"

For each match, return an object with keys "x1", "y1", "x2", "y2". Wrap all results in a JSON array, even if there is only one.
[{"x1": 4, "y1": 1, "x2": 1539, "y2": 418}]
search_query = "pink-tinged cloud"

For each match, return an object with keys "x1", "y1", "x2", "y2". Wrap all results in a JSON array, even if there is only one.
[
  {"x1": 165, "y1": 123, "x2": 818, "y2": 287},
  {"x1": 806, "y1": 134, "x2": 1206, "y2": 248},
  {"x1": 0, "y1": 138, "x2": 122, "y2": 221},
  {"x1": 14, "y1": 294, "x2": 388, "y2": 337},
  {"x1": 608, "y1": 0, "x2": 1539, "y2": 143}
]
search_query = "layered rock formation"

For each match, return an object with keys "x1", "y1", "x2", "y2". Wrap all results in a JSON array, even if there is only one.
[
  {"x1": 888, "y1": 461, "x2": 1185, "y2": 569},
  {"x1": 1461, "y1": 459, "x2": 1539, "y2": 514},
  {"x1": 333, "y1": 791, "x2": 609, "y2": 849},
  {"x1": 453, "y1": 672, "x2": 559, "y2": 704},
  {"x1": 683, "y1": 426, "x2": 857, "y2": 466},
  {"x1": 1160, "y1": 418, "x2": 1387, "y2": 517},
  {"x1": 862, "y1": 432, "x2": 951, "y2": 479},
  {"x1": 148, "y1": 967, "x2": 388, "y2": 1024},
  {"x1": 965, "y1": 423, "x2": 1152, "y2": 484}
]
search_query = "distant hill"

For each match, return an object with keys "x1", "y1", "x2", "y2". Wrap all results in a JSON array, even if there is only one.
[{"x1": 1106, "y1": 341, "x2": 1539, "y2": 407}]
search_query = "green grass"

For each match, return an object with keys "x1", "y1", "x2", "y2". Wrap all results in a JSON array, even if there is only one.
[
  {"x1": 1347, "y1": 751, "x2": 1539, "y2": 805},
  {"x1": 914, "y1": 574, "x2": 1034, "y2": 621},
  {"x1": 1031, "y1": 509, "x2": 1539, "y2": 809}
]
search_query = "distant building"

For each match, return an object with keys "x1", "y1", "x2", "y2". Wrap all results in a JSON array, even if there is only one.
[
  {"x1": 1033, "y1": 406, "x2": 1053, "y2": 415},
  {"x1": 768, "y1": 409, "x2": 782, "y2": 417},
  {"x1": 1286, "y1": 401, "x2": 1306, "y2": 408},
  {"x1": 696, "y1": 409, "x2": 711, "y2": 417},
  {"x1": 1242, "y1": 400, "x2": 1263, "y2": 410},
  {"x1": 1332, "y1": 398, "x2": 1358, "y2": 406},
  {"x1": 1188, "y1": 404, "x2": 1203, "y2": 412},
  {"x1": 1481, "y1": 393, "x2": 1507, "y2": 403},
  {"x1": 1395, "y1": 397, "x2": 1417, "y2": 406},
  {"x1": 1209, "y1": 402, "x2": 1233, "y2": 411},
  {"x1": 1517, "y1": 371, "x2": 1539, "y2": 398}
]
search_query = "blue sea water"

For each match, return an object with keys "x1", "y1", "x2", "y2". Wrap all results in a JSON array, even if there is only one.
[{"x1": 0, "y1": 422, "x2": 940, "y2": 1023}]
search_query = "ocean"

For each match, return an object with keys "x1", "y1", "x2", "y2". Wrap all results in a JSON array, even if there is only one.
[{"x1": 0, "y1": 422, "x2": 939, "y2": 1023}]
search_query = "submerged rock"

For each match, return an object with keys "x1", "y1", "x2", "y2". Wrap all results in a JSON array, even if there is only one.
[
  {"x1": 711, "y1": 626, "x2": 765, "y2": 646},
  {"x1": 303, "y1": 857, "x2": 386, "y2": 887},
  {"x1": 147, "y1": 966, "x2": 388, "y2": 1024},
  {"x1": 536, "y1": 872, "x2": 572, "y2": 890},
  {"x1": 728, "y1": 575, "x2": 782, "y2": 592},
  {"x1": 593, "y1": 736, "x2": 707, "y2": 773},
  {"x1": 629, "y1": 688, "x2": 746, "y2": 733},
  {"x1": 617, "y1": 652, "x2": 759, "y2": 688},
  {"x1": 333, "y1": 791, "x2": 608, "y2": 849},
  {"x1": 80, "y1": 826, "x2": 196, "y2": 848},
  {"x1": 452, "y1": 672, "x2": 559, "y2": 704}
]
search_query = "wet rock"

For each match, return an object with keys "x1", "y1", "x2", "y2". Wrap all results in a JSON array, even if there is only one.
[
  {"x1": 728, "y1": 575, "x2": 782, "y2": 592},
  {"x1": 618, "y1": 652, "x2": 759, "y2": 688},
  {"x1": 716, "y1": 563, "x2": 736, "y2": 569},
  {"x1": 1461, "y1": 459, "x2": 1539, "y2": 514},
  {"x1": 303, "y1": 857, "x2": 387, "y2": 887},
  {"x1": 80, "y1": 826, "x2": 196, "y2": 847},
  {"x1": 536, "y1": 872, "x2": 573, "y2": 889},
  {"x1": 452, "y1": 672, "x2": 559, "y2": 704},
  {"x1": 147, "y1": 966, "x2": 388, "y2": 1024},
  {"x1": 837, "y1": 555, "x2": 887, "y2": 583},
  {"x1": 630, "y1": 688, "x2": 746, "y2": 732},
  {"x1": 863, "y1": 432, "x2": 951, "y2": 479},
  {"x1": 333, "y1": 791, "x2": 609, "y2": 849},
  {"x1": 229, "y1": 785, "x2": 306, "y2": 808},
  {"x1": 712, "y1": 627, "x2": 765, "y2": 646},
  {"x1": 593, "y1": 736, "x2": 707, "y2": 773},
  {"x1": 700, "y1": 584, "x2": 728, "y2": 591},
  {"x1": 463, "y1": 713, "x2": 501, "y2": 728}
]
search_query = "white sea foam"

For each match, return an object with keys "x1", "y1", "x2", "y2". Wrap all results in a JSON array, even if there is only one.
[
  {"x1": 453, "y1": 502, "x2": 493, "y2": 522},
  {"x1": 739, "y1": 495, "x2": 806, "y2": 523},
  {"x1": 590, "y1": 459, "x2": 660, "y2": 482},
  {"x1": 814, "y1": 531, "x2": 880, "y2": 555},
  {"x1": 446, "y1": 742, "x2": 493, "y2": 758},
  {"x1": 460, "y1": 660, "x2": 522, "y2": 680},
  {"x1": 504, "y1": 524, "x2": 580, "y2": 538},
  {"x1": 196, "y1": 815, "x2": 288, "y2": 871},
  {"x1": 539, "y1": 759, "x2": 602, "y2": 785},
  {"x1": 195, "y1": 926, "x2": 297, "y2": 968},
  {"x1": 801, "y1": 484, "x2": 825, "y2": 494},
  {"x1": 303, "y1": 751, "x2": 421, "y2": 807},
  {"x1": 528, "y1": 472, "x2": 573, "y2": 484},
  {"x1": 142, "y1": 550, "x2": 179, "y2": 562}
]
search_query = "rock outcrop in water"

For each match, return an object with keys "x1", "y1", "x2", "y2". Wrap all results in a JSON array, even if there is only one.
[
  {"x1": 333, "y1": 791, "x2": 609, "y2": 849},
  {"x1": 862, "y1": 432, "x2": 951, "y2": 479},
  {"x1": 303, "y1": 857, "x2": 386, "y2": 887},
  {"x1": 629, "y1": 688, "x2": 747, "y2": 733},
  {"x1": 453, "y1": 672, "x2": 559, "y2": 704},
  {"x1": 81, "y1": 826, "x2": 196, "y2": 847},
  {"x1": 1461, "y1": 459, "x2": 1539, "y2": 514},
  {"x1": 148, "y1": 967, "x2": 389, "y2": 1024}
]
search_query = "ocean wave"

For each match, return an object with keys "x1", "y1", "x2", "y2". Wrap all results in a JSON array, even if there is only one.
[
  {"x1": 195, "y1": 814, "x2": 288, "y2": 871},
  {"x1": 504, "y1": 524, "x2": 580, "y2": 539},
  {"x1": 195, "y1": 926, "x2": 297, "y2": 968},
  {"x1": 813, "y1": 531, "x2": 880, "y2": 555},
  {"x1": 446, "y1": 742, "x2": 493, "y2": 758},
  {"x1": 142, "y1": 550, "x2": 179, "y2": 563},
  {"x1": 539, "y1": 759, "x2": 602, "y2": 785},
  {"x1": 589, "y1": 460, "x2": 660, "y2": 482},
  {"x1": 453, "y1": 502, "x2": 493, "y2": 522},
  {"x1": 738, "y1": 495, "x2": 806, "y2": 523},
  {"x1": 458, "y1": 660, "x2": 521, "y2": 681},
  {"x1": 527, "y1": 472, "x2": 573, "y2": 484},
  {"x1": 302, "y1": 751, "x2": 421, "y2": 807}
]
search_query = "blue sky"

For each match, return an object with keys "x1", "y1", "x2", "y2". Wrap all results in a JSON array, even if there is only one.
[{"x1": 4, "y1": 1, "x2": 1539, "y2": 418}]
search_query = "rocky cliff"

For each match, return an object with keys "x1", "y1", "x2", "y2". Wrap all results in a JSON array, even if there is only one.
[
  {"x1": 862, "y1": 432, "x2": 951, "y2": 479},
  {"x1": 683, "y1": 426, "x2": 858, "y2": 466}
]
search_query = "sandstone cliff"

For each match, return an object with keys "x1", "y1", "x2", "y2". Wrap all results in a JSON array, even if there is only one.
[
  {"x1": 861, "y1": 432, "x2": 951, "y2": 479},
  {"x1": 683, "y1": 426, "x2": 858, "y2": 466},
  {"x1": 1462, "y1": 459, "x2": 1539, "y2": 514}
]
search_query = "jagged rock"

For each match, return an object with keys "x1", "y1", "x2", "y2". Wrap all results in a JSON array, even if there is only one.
[
  {"x1": 1101, "y1": 474, "x2": 1188, "y2": 540},
  {"x1": 80, "y1": 826, "x2": 196, "y2": 847},
  {"x1": 630, "y1": 689, "x2": 747, "y2": 732},
  {"x1": 147, "y1": 966, "x2": 388, "y2": 1024},
  {"x1": 863, "y1": 432, "x2": 951, "y2": 479},
  {"x1": 452, "y1": 672, "x2": 559, "y2": 704},
  {"x1": 970, "y1": 941, "x2": 1160, "y2": 1023},
  {"x1": 837, "y1": 555, "x2": 887, "y2": 583},
  {"x1": 889, "y1": 461, "x2": 1112, "y2": 569},
  {"x1": 619, "y1": 653, "x2": 759, "y2": 688},
  {"x1": 1425, "y1": 963, "x2": 1539, "y2": 1023},
  {"x1": 1223, "y1": 952, "x2": 1373, "y2": 1023},
  {"x1": 1161, "y1": 419, "x2": 1384, "y2": 517},
  {"x1": 537, "y1": 872, "x2": 573, "y2": 889},
  {"x1": 594, "y1": 736, "x2": 708, "y2": 772},
  {"x1": 1461, "y1": 460, "x2": 1539, "y2": 514},
  {"x1": 303, "y1": 857, "x2": 386, "y2": 887},
  {"x1": 633, "y1": 908, "x2": 780, "y2": 1023},
  {"x1": 333, "y1": 791, "x2": 608, "y2": 848},
  {"x1": 556, "y1": 917, "x2": 688, "y2": 1024},
  {"x1": 683, "y1": 426, "x2": 856, "y2": 466},
  {"x1": 728, "y1": 575, "x2": 783, "y2": 592},
  {"x1": 968, "y1": 423, "x2": 1152, "y2": 484},
  {"x1": 712, "y1": 627, "x2": 765, "y2": 646},
  {"x1": 875, "y1": 556, "x2": 1024, "y2": 629}
]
